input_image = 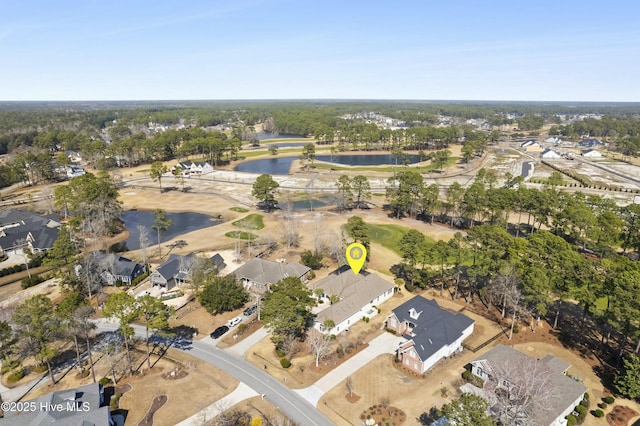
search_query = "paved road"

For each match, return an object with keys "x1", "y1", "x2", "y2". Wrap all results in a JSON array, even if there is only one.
[{"x1": 95, "y1": 320, "x2": 334, "y2": 426}]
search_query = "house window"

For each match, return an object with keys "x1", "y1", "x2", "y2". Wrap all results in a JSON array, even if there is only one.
[
  {"x1": 415, "y1": 362, "x2": 419, "y2": 370},
  {"x1": 477, "y1": 367, "x2": 483, "y2": 377},
  {"x1": 390, "y1": 318, "x2": 396, "y2": 327},
  {"x1": 405, "y1": 358, "x2": 410, "y2": 366}
]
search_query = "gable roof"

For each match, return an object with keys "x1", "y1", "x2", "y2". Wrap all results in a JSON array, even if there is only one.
[
  {"x1": 0, "y1": 382, "x2": 110, "y2": 426},
  {"x1": 578, "y1": 138, "x2": 603, "y2": 147},
  {"x1": 154, "y1": 252, "x2": 224, "y2": 281},
  {"x1": 471, "y1": 344, "x2": 587, "y2": 426},
  {"x1": 392, "y1": 296, "x2": 474, "y2": 361},
  {"x1": 0, "y1": 209, "x2": 60, "y2": 251},
  {"x1": 541, "y1": 148, "x2": 561, "y2": 158},
  {"x1": 232, "y1": 258, "x2": 310, "y2": 286},
  {"x1": 310, "y1": 269, "x2": 394, "y2": 325}
]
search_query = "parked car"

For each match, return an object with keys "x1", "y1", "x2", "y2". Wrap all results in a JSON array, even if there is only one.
[
  {"x1": 243, "y1": 305, "x2": 256, "y2": 316},
  {"x1": 210, "y1": 325, "x2": 229, "y2": 339},
  {"x1": 227, "y1": 316, "x2": 242, "y2": 327}
]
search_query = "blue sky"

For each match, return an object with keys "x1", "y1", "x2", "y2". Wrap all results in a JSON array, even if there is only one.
[{"x1": 1, "y1": 0, "x2": 639, "y2": 101}]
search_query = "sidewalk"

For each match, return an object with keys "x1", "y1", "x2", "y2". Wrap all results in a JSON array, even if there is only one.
[{"x1": 225, "y1": 327, "x2": 269, "y2": 357}]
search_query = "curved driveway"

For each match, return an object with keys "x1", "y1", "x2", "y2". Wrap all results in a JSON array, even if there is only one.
[{"x1": 95, "y1": 320, "x2": 333, "y2": 426}]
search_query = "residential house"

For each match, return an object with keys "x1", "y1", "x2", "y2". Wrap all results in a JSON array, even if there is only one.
[
  {"x1": 0, "y1": 382, "x2": 115, "y2": 426},
  {"x1": 387, "y1": 296, "x2": 474, "y2": 374},
  {"x1": 65, "y1": 150, "x2": 83, "y2": 163},
  {"x1": 150, "y1": 252, "x2": 226, "y2": 290},
  {"x1": 520, "y1": 140, "x2": 544, "y2": 152},
  {"x1": 581, "y1": 149, "x2": 602, "y2": 158},
  {"x1": 91, "y1": 252, "x2": 146, "y2": 285},
  {"x1": 541, "y1": 148, "x2": 562, "y2": 159},
  {"x1": 0, "y1": 209, "x2": 60, "y2": 256},
  {"x1": 469, "y1": 344, "x2": 587, "y2": 426},
  {"x1": 578, "y1": 138, "x2": 604, "y2": 148},
  {"x1": 309, "y1": 267, "x2": 395, "y2": 335},
  {"x1": 232, "y1": 258, "x2": 310, "y2": 292},
  {"x1": 171, "y1": 161, "x2": 214, "y2": 176},
  {"x1": 545, "y1": 137, "x2": 562, "y2": 144}
]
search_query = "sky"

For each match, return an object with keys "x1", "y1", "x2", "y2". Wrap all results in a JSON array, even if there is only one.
[{"x1": 1, "y1": 0, "x2": 639, "y2": 102}]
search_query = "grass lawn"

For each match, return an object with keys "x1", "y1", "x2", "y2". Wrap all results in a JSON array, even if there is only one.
[
  {"x1": 229, "y1": 207, "x2": 249, "y2": 213},
  {"x1": 311, "y1": 157, "x2": 459, "y2": 173},
  {"x1": 365, "y1": 223, "x2": 435, "y2": 255},
  {"x1": 231, "y1": 214, "x2": 264, "y2": 230},
  {"x1": 225, "y1": 230, "x2": 259, "y2": 240}
]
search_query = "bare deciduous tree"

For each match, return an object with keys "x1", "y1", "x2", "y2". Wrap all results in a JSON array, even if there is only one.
[
  {"x1": 138, "y1": 224, "x2": 150, "y2": 272},
  {"x1": 308, "y1": 329, "x2": 332, "y2": 367},
  {"x1": 483, "y1": 353, "x2": 559, "y2": 426},
  {"x1": 346, "y1": 376, "x2": 354, "y2": 397}
]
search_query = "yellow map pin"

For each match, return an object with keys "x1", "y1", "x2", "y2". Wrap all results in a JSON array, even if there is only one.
[{"x1": 346, "y1": 242, "x2": 366, "y2": 275}]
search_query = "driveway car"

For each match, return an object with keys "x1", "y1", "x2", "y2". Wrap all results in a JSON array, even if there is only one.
[
  {"x1": 243, "y1": 305, "x2": 256, "y2": 316},
  {"x1": 227, "y1": 316, "x2": 242, "y2": 327},
  {"x1": 210, "y1": 325, "x2": 229, "y2": 339}
]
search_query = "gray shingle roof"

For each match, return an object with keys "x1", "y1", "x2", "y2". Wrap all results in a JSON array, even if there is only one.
[
  {"x1": 311, "y1": 269, "x2": 394, "y2": 325},
  {"x1": 472, "y1": 344, "x2": 587, "y2": 426},
  {"x1": 0, "y1": 382, "x2": 111, "y2": 426},
  {"x1": 392, "y1": 296, "x2": 474, "y2": 361},
  {"x1": 232, "y1": 258, "x2": 310, "y2": 286}
]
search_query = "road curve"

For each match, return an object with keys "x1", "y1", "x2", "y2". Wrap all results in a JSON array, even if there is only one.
[{"x1": 95, "y1": 320, "x2": 334, "y2": 426}]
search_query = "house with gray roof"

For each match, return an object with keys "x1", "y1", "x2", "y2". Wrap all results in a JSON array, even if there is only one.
[
  {"x1": 0, "y1": 209, "x2": 60, "y2": 256},
  {"x1": 387, "y1": 296, "x2": 474, "y2": 374},
  {"x1": 578, "y1": 138, "x2": 604, "y2": 148},
  {"x1": 91, "y1": 252, "x2": 146, "y2": 286},
  {"x1": 150, "y1": 252, "x2": 226, "y2": 290},
  {"x1": 171, "y1": 161, "x2": 214, "y2": 176},
  {"x1": 0, "y1": 382, "x2": 114, "y2": 426},
  {"x1": 309, "y1": 267, "x2": 395, "y2": 335},
  {"x1": 469, "y1": 344, "x2": 587, "y2": 426},
  {"x1": 232, "y1": 258, "x2": 310, "y2": 292}
]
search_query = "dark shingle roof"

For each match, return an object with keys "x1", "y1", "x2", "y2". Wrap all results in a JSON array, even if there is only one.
[{"x1": 392, "y1": 296, "x2": 474, "y2": 361}]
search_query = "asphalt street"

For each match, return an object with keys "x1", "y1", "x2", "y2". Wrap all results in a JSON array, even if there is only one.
[{"x1": 94, "y1": 319, "x2": 334, "y2": 426}]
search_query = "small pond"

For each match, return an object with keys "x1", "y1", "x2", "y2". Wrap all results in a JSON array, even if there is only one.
[
  {"x1": 256, "y1": 132, "x2": 305, "y2": 140},
  {"x1": 119, "y1": 210, "x2": 220, "y2": 251},
  {"x1": 234, "y1": 154, "x2": 423, "y2": 175}
]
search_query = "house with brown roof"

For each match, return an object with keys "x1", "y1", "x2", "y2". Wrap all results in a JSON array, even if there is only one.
[
  {"x1": 469, "y1": 344, "x2": 587, "y2": 426},
  {"x1": 309, "y1": 267, "x2": 395, "y2": 335},
  {"x1": 387, "y1": 296, "x2": 474, "y2": 374}
]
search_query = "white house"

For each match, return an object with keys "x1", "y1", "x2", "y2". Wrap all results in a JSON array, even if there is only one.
[
  {"x1": 521, "y1": 140, "x2": 544, "y2": 152},
  {"x1": 541, "y1": 148, "x2": 562, "y2": 159},
  {"x1": 172, "y1": 161, "x2": 214, "y2": 176},
  {"x1": 469, "y1": 344, "x2": 587, "y2": 426},
  {"x1": 386, "y1": 296, "x2": 474, "y2": 374},
  {"x1": 581, "y1": 149, "x2": 602, "y2": 158},
  {"x1": 309, "y1": 268, "x2": 395, "y2": 335}
]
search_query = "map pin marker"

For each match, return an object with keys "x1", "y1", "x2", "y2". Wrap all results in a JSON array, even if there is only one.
[{"x1": 346, "y1": 242, "x2": 366, "y2": 275}]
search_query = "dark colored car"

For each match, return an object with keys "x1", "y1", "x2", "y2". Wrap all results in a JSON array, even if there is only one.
[
  {"x1": 210, "y1": 325, "x2": 229, "y2": 339},
  {"x1": 243, "y1": 304, "x2": 256, "y2": 316}
]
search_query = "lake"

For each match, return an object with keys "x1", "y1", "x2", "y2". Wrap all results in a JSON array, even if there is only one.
[
  {"x1": 120, "y1": 210, "x2": 220, "y2": 251},
  {"x1": 256, "y1": 132, "x2": 305, "y2": 140},
  {"x1": 234, "y1": 154, "x2": 423, "y2": 174}
]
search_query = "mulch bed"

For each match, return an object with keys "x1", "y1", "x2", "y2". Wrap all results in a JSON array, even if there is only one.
[
  {"x1": 161, "y1": 369, "x2": 188, "y2": 380},
  {"x1": 115, "y1": 383, "x2": 132, "y2": 395},
  {"x1": 607, "y1": 405, "x2": 639, "y2": 426},
  {"x1": 360, "y1": 404, "x2": 406, "y2": 425},
  {"x1": 346, "y1": 392, "x2": 361, "y2": 403},
  {"x1": 309, "y1": 343, "x2": 369, "y2": 374},
  {"x1": 137, "y1": 395, "x2": 168, "y2": 426}
]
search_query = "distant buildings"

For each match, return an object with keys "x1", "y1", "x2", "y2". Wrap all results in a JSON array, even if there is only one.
[
  {"x1": 541, "y1": 149, "x2": 562, "y2": 159},
  {"x1": 581, "y1": 149, "x2": 602, "y2": 158},
  {"x1": 171, "y1": 161, "x2": 214, "y2": 176},
  {"x1": 520, "y1": 140, "x2": 544, "y2": 152}
]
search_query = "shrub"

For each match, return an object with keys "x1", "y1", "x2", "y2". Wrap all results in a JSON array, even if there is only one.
[
  {"x1": 21, "y1": 274, "x2": 46, "y2": 289},
  {"x1": 237, "y1": 323, "x2": 248, "y2": 335},
  {"x1": 598, "y1": 402, "x2": 607, "y2": 409},
  {"x1": 1, "y1": 360, "x2": 19, "y2": 374},
  {"x1": 385, "y1": 328, "x2": 397, "y2": 335},
  {"x1": 99, "y1": 377, "x2": 112, "y2": 386},
  {"x1": 576, "y1": 405, "x2": 587, "y2": 419},
  {"x1": 329, "y1": 334, "x2": 336, "y2": 340},
  {"x1": 130, "y1": 271, "x2": 149, "y2": 287},
  {"x1": 566, "y1": 414, "x2": 577, "y2": 426},
  {"x1": 279, "y1": 358, "x2": 291, "y2": 368},
  {"x1": 583, "y1": 392, "x2": 589, "y2": 400},
  {"x1": 602, "y1": 396, "x2": 615, "y2": 404},
  {"x1": 300, "y1": 250, "x2": 323, "y2": 270},
  {"x1": 275, "y1": 348, "x2": 286, "y2": 358},
  {"x1": 592, "y1": 409, "x2": 604, "y2": 418},
  {"x1": 579, "y1": 399, "x2": 589, "y2": 408},
  {"x1": 7, "y1": 368, "x2": 24, "y2": 382},
  {"x1": 110, "y1": 392, "x2": 122, "y2": 410},
  {"x1": 33, "y1": 364, "x2": 48, "y2": 373}
]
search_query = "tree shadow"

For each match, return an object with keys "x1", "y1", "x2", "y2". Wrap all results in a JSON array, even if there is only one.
[{"x1": 416, "y1": 407, "x2": 441, "y2": 425}]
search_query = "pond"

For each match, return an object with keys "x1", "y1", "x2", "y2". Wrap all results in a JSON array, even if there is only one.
[
  {"x1": 119, "y1": 210, "x2": 221, "y2": 251},
  {"x1": 234, "y1": 154, "x2": 423, "y2": 175},
  {"x1": 256, "y1": 132, "x2": 305, "y2": 140}
]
